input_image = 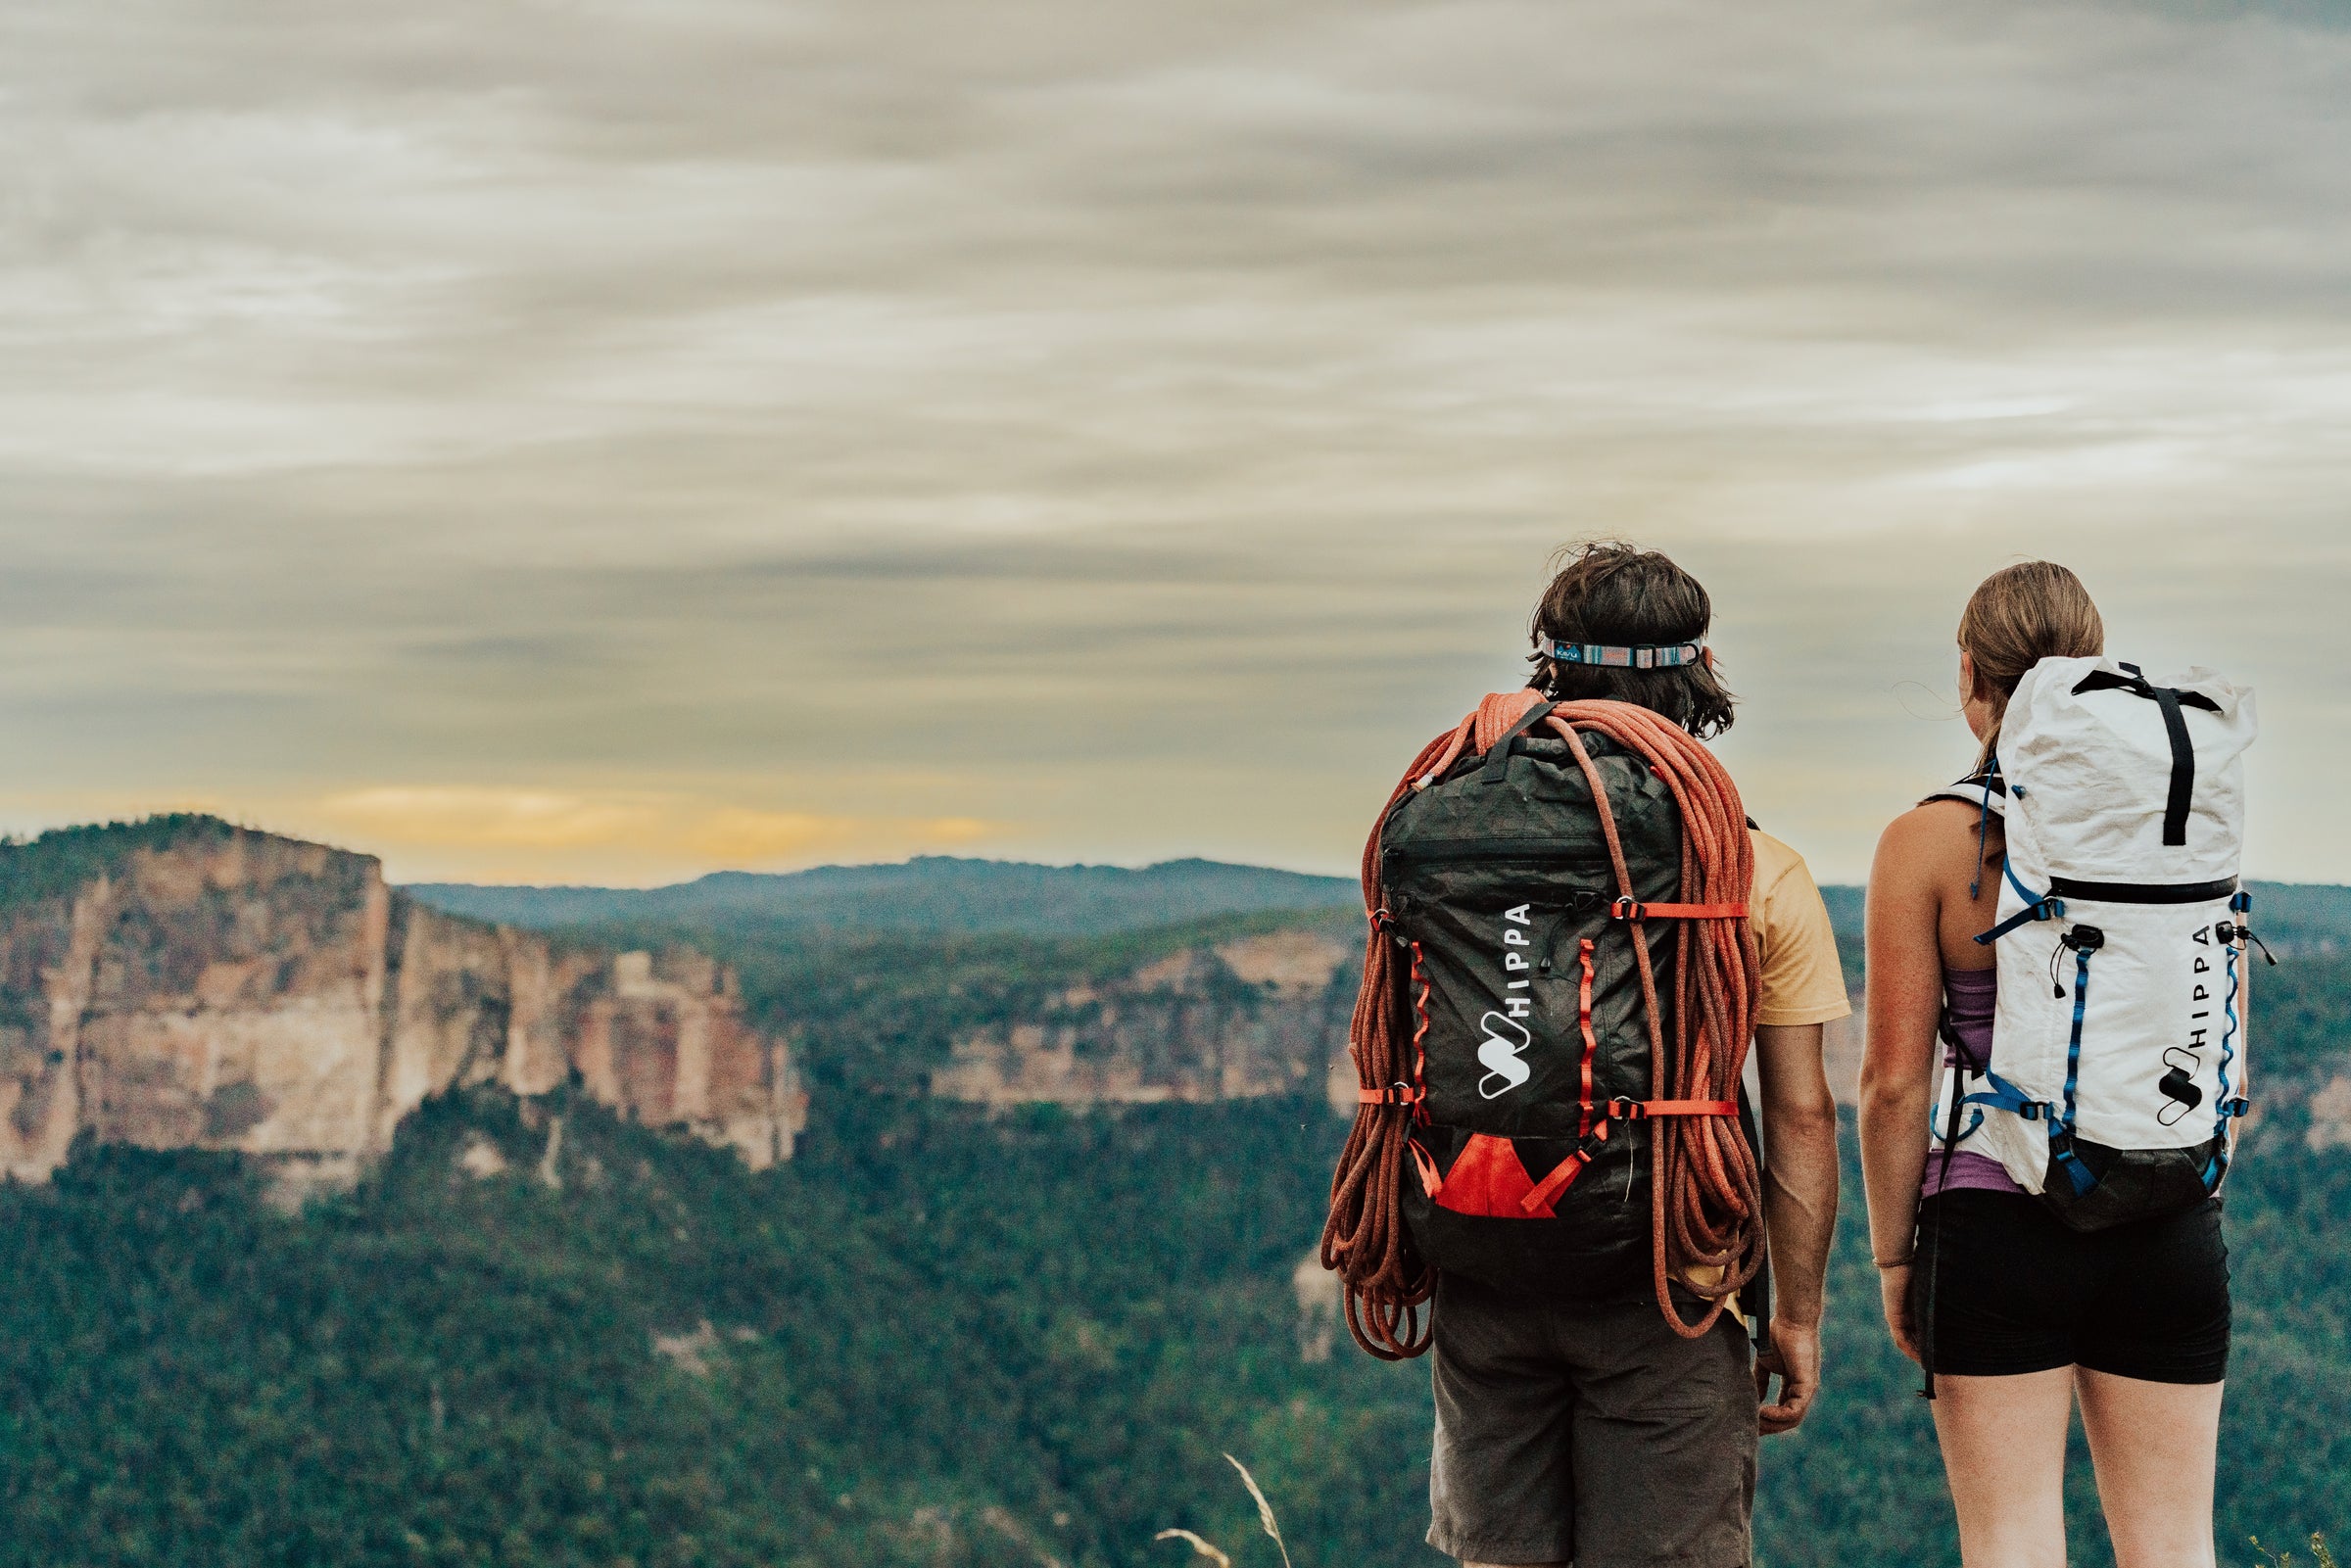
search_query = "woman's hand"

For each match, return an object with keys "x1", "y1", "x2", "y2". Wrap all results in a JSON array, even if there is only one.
[{"x1": 1880, "y1": 1263, "x2": 1921, "y2": 1364}]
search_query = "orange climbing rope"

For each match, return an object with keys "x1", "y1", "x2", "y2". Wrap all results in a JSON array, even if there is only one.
[{"x1": 1320, "y1": 692, "x2": 1763, "y2": 1358}]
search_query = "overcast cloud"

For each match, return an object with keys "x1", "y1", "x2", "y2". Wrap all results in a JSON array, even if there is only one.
[{"x1": 3, "y1": 0, "x2": 2347, "y2": 884}]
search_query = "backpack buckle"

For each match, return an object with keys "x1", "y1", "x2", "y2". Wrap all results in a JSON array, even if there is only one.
[{"x1": 1610, "y1": 895, "x2": 1644, "y2": 922}]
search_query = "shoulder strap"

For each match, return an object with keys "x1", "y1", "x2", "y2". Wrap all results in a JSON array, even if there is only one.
[
  {"x1": 1477, "y1": 700, "x2": 1559, "y2": 784},
  {"x1": 1920, "y1": 769, "x2": 2006, "y2": 814},
  {"x1": 1923, "y1": 764, "x2": 2009, "y2": 902}
]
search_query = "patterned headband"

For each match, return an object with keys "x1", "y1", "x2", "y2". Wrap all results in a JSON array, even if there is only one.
[{"x1": 1547, "y1": 640, "x2": 1708, "y2": 671}]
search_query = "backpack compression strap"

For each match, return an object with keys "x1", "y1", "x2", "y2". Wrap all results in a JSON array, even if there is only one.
[
  {"x1": 1514, "y1": 1098, "x2": 1741, "y2": 1214},
  {"x1": 1615, "y1": 1098, "x2": 1743, "y2": 1118},
  {"x1": 1609, "y1": 896, "x2": 1749, "y2": 921}
]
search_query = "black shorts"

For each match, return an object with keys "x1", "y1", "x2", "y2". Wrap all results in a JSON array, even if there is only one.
[
  {"x1": 1427, "y1": 1273, "x2": 1756, "y2": 1567},
  {"x1": 1912, "y1": 1190, "x2": 2231, "y2": 1384}
]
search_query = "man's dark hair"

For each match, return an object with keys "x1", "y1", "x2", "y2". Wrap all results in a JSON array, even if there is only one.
[{"x1": 1527, "y1": 541, "x2": 1736, "y2": 738}]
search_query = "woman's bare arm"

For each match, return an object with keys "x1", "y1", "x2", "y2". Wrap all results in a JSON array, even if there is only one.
[{"x1": 1859, "y1": 807, "x2": 1957, "y2": 1358}]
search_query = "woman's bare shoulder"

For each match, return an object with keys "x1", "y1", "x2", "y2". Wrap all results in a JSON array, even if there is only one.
[{"x1": 1875, "y1": 798, "x2": 1991, "y2": 880}]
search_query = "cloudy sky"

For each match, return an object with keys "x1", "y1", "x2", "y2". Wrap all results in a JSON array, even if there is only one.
[{"x1": 3, "y1": 0, "x2": 2347, "y2": 886}]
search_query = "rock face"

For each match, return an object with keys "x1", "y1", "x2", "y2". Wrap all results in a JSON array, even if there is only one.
[
  {"x1": 0, "y1": 821, "x2": 803, "y2": 1192},
  {"x1": 930, "y1": 927, "x2": 1362, "y2": 1111},
  {"x1": 2308, "y1": 1074, "x2": 2351, "y2": 1153}
]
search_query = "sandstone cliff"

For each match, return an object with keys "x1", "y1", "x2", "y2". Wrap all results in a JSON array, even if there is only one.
[
  {"x1": 0, "y1": 819, "x2": 804, "y2": 1194},
  {"x1": 930, "y1": 926, "x2": 1364, "y2": 1113}
]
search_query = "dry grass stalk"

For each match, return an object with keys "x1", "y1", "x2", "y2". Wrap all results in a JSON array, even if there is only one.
[
  {"x1": 1223, "y1": 1454, "x2": 1296, "y2": 1568},
  {"x1": 1154, "y1": 1529, "x2": 1232, "y2": 1568}
]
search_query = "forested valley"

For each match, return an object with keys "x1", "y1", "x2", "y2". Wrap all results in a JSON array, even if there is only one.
[{"x1": 5, "y1": 869, "x2": 2347, "y2": 1567}]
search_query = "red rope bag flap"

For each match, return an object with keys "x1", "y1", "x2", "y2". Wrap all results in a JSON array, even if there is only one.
[{"x1": 1320, "y1": 693, "x2": 1764, "y2": 1357}]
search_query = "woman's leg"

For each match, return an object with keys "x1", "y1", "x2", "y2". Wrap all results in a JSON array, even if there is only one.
[
  {"x1": 2076, "y1": 1370, "x2": 2225, "y2": 1568},
  {"x1": 2071, "y1": 1195, "x2": 2231, "y2": 1568},
  {"x1": 1930, "y1": 1368, "x2": 2077, "y2": 1568}
]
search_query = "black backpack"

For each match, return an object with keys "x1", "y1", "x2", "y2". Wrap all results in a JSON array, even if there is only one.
[{"x1": 1375, "y1": 700, "x2": 1760, "y2": 1306}]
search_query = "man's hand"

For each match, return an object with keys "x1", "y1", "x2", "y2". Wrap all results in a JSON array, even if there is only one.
[
  {"x1": 1751, "y1": 1020, "x2": 1838, "y2": 1439},
  {"x1": 1879, "y1": 1262, "x2": 1921, "y2": 1365},
  {"x1": 1754, "y1": 1316, "x2": 1820, "y2": 1436}
]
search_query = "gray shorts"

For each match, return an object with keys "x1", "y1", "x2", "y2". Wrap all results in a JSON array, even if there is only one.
[{"x1": 1428, "y1": 1273, "x2": 1757, "y2": 1567}]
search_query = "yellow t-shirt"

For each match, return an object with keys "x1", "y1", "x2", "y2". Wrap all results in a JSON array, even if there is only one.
[
  {"x1": 1750, "y1": 830, "x2": 1850, "y2": 1028},
  {"x1": 1690, "y1": 832, "x2": 1847, "y2": 1304}
]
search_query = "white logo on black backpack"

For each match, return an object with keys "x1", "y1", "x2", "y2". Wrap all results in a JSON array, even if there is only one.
[
  {"x1": 1477, "y1": 1013, "x2": 1531, "y2": 1099},
  {"x1": 1480, "y1": 903, "x2": 1538, "y2": 1099}
]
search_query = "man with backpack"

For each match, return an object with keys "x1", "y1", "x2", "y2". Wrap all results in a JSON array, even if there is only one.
[{"x1": 1323, "y1": 542, "x2": 1847, "y2": 1568}]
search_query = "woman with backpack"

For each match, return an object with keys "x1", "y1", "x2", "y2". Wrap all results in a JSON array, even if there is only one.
[{"x1": 1860, "y1": 561, "x2": 2249, "y2": 1568}]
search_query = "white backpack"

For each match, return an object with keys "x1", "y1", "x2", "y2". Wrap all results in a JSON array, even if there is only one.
[{"x1": 1933, "y1": 654, "x2": 2263, "y2": 1230}]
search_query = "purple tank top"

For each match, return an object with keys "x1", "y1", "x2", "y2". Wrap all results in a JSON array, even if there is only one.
[{"x1": 1922, "y1": 966, "x2": 2026, "y2": 1197}]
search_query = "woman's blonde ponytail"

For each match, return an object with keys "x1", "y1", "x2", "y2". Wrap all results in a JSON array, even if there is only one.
[{"x1": 1958, "y1": 561, "x2": 2106, "y2": 770}]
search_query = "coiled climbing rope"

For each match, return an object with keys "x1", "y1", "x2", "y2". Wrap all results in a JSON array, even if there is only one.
[{"x1": 1320, "y1": 691, "x2": 1763, "y2": 1358}]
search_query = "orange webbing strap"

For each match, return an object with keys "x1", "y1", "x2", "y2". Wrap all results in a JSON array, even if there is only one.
[
  {"x1": 1611, "y1": 899, "x2": 1749, "y2": 921},
  {"x1": 1520, "y1": 1124, "x2": 1608, "y2": 1212},
  {"x1": 1516, "y1": 1098, "x2": 1741, "y2": 1213},
  {"x1": 1408, "y1": 1138, "x2": 1444, "y2": 1200}
]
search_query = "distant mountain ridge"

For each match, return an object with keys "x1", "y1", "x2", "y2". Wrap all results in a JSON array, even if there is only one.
[
  {"x1": 407, "y1": 857, "x2": 2351, "y2": 954},
  {"x1": 407, "y1": 855, "x2": 1361, "y2": 935}
]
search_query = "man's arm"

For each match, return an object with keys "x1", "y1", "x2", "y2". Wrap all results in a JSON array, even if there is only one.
[{"x1": 1752, "y1": 1021, "x2": 1840, "y2": 1436}]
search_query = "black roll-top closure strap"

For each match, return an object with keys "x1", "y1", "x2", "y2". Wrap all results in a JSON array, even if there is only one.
[{"x1": 2071, "y1": 664, "x2": 2222, "y2": 848}]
